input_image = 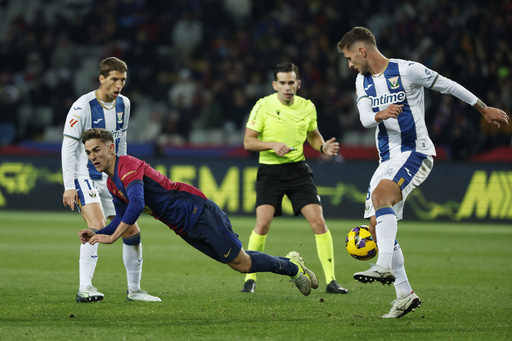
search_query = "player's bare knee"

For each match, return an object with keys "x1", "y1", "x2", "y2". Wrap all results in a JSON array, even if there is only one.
[{"x1": 309, "y1": 219, "x2": 327, "y2": 234}]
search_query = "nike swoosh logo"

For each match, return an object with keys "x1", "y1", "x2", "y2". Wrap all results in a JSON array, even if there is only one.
[
  {"x1": 364, "y1": 84, "x2": 373, "y2": 90},
  {"x1": 93, "y1": 119, "x2": 103, "y2": 124},
  {"x1": 74, "y1": 107, "x2": 82, "y2": 110},
  {"x1": 224, "y1": 248, "x2": 232, "y2": 258}
]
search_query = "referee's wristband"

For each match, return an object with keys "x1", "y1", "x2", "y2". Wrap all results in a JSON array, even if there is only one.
[{"x1": 320, "y1": 143, "x2": 325, "y2": 154}]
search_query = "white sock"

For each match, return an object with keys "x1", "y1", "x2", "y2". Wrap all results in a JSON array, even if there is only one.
[
  {"x1": 375, "y1": 211, "x2": 397, "y2": 270},
  {"x1": 79, "y1": 242, "x2": 99, "y2": 290},
  {"x1": 392, "y1": 242, "x2": 413, "y2": 299},
  {"x1": 123, "y1": 243, "x2": 143, "y2": 292}
]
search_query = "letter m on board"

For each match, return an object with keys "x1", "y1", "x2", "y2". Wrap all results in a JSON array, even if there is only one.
[{"x1": 456, "y1": 171, "x2": 512, "y2": 220}]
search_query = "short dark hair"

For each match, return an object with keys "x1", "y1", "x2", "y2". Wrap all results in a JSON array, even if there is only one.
[
  {"x1": 81, "y1": 128, "x2": 114, "y2": 145},
  {"x1": 273, "y1": 62, "x2": 299, "y2": 80},
  {"x1": 337, "y1": 26, "x2": 376, "y2": 52},
  {"x1": 99, "y1": 57, "x2": 128, "y2": 78}
]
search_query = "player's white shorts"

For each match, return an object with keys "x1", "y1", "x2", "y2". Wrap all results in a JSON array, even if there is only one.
[
  {"x1": 364, "y1": 151, "x2": 433, "y2": 220},
  {"x1": 75, "y1": 176, "x2": 115, "y2": 217}
]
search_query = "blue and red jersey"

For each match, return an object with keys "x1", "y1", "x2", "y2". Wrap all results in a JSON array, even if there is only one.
[{"x1": 107, "y1": 155, "x2": 207, "y2": 235}]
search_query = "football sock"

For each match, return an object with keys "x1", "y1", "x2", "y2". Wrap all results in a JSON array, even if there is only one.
[
  {"x1": 375, "y1": 205, "x2": 397, "y2": 270},
  {"x1": 392, "y1": 241, "x2": 413, "y2": 299},
  {"x1": 79, "y1": 242, "x2": 99, "y2": 290},
  {"x1": 244, "y1": 231, "x2": 267, "y2": 282},
  {"x1": 246, "y1": 251, "x2": 298, "y2": 277},
  {"x1": 123, "y1": 239, "x2": 143, "y2": 292},
  {"x1": 315, "y1": 230, "x2": 336, "y2": 284}
]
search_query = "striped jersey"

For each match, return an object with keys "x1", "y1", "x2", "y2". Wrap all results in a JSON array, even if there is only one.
[
  {"x1": 246, "y1": 93, "x2": 317, "y2": 164},
  {"x1": 108, "y1": 155, "x2": 207, "y2": 235},
  {"x1": 355, "y1": 59, "x2": 477, "y2": 163},
  {"x1": 62, "y1": 90, "x2": 130, "y2": 190}
]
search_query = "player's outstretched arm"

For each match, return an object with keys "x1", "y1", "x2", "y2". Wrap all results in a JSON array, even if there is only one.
[
  {"x1": 475, "y1": 99, "x2": 509, "y2": 128},
  {"x1": 88, "y1": 221, "x2": 133, "y2": 245}
]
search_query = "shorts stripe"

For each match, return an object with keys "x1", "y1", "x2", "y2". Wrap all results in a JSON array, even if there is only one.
[
  {"x1": 75, "y1": 178, "x2": 85, "y2": 206},
  {"x1": 392, "y1": 152, "x2": 427, "y2": 191}
]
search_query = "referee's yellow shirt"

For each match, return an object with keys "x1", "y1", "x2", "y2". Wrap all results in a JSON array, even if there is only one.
[{"x1": 246, "y1": 93, "x2": 318, "y2": 165}]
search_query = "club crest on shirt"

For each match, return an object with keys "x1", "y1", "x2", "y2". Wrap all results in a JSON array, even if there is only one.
[
  {"x1": 387, "y1": 76, "x2": 401, "y2": 90},
  {"x1": 117, "y1": 112, "x2": 124, "y2": 123},
  {"x1": 88, "y1": 190, "x2": 97, "y2": 198}
]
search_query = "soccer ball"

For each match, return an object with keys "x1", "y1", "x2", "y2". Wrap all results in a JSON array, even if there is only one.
[{"x1": 345, "y1": 225, "x2": 378, "y2": 261}]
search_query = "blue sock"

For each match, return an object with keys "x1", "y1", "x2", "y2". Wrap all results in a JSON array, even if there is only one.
[{"x1": 246, "y1": 251, "x2": 298, "y2": 276}]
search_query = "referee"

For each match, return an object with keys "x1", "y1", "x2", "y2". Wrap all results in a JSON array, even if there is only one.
[{"x1": 241, "y1": 62, "x2": 348, "y2": 294}]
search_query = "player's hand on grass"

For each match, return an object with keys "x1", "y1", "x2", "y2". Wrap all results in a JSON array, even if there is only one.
[{"x1": 63, "y1": 189, "x2": 78, "y2": 210}]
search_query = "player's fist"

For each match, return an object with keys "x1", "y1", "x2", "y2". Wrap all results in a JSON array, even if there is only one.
[{"x1": 79, "y1": 229, "x2": 95, "y2": 244}]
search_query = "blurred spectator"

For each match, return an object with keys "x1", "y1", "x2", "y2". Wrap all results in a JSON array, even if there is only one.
[{"x1": 0, "y1": 0, "x2": 509, "y2": 160}]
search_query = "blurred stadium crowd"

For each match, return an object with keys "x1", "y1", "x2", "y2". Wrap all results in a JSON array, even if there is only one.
[{"x1": 0, "y1": 0, "x2": 510, "y2": 159}]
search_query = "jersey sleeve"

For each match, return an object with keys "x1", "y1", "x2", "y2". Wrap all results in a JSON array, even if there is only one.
[
  {"x1": 62, "y1": 100, "x2": 90, "y2": 140},
  {"x1": 407, "y1": 61, "x2": 478, "y2": 105},
  {"x1": 404, "y1": 61, "x2": 440, "y2": 89},
  {"x1": 246, "y1": 99, "x2": 265, "y2": 132},
  {"x1": 117, "y1": 157, "x2": 145, "y2": 225},
  {"x1": 307, "y1": 100, "x2": 318, "y2": 132},
  {"x1": 118, "y1": 156, "x2": 145, "y2": 191},
  {"x1": 355, "y1": 76, "x2": 378, "y2": 128},
  {"x1": 61, "y1": 100, "x2": 90, "y2": 190},
  {"x1": 429, "y1": 75, "x2": 478, "y2": 106},
  {"x1": 61, "y1": 136, "x2": 79, "y2": 190}
]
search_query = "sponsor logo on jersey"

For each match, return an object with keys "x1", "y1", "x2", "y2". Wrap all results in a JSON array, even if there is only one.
[
  {"x1": 93, "y1": 118, "x2": 103, "y2": 124},
  {"x1": 112, "y1": 129, "x2": 123, "y2": 139},
  {"x1": 370, "y1": 91, "x2": 406, "y2": 108},
  {"x1": 364, "y1": 84, "x2": 373, "y2": 91},
  {"x1": 73, "y1": 107, "x2": 82, "y2": 110}
]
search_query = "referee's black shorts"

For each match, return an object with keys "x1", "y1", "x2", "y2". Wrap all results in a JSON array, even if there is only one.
[{"x1": 255, "y1": 161, "x2": 321, "y2": 217}]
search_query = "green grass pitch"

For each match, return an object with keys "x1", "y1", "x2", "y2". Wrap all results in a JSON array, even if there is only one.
[{"x1": 0, "y1": 211, "x2": 511, "y2": 340}]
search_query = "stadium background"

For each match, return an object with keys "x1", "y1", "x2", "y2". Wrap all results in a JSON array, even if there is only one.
[{"x1": 0, "y1": 0, "x2": 510, "y2": 221}]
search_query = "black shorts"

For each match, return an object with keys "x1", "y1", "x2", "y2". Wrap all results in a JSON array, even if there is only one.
[{"x1": 255, "y1": 161, "x2": 321, "y2": 217}]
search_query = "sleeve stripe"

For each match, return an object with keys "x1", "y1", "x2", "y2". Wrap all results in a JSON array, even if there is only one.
[
  {"x1": 428, "y1": 74, "x2": 439, "y2": 89},
  {"x1": 357, "y1": 95, "x2": 369, "y2": 103},
  {"x1": 63, "y1": 134, "x2": 80, "y2": 140}
]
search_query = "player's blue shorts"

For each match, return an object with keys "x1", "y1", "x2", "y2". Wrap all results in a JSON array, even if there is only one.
[{"x1": 181, "y1": 199, "x2": 242, "y2": 264}]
